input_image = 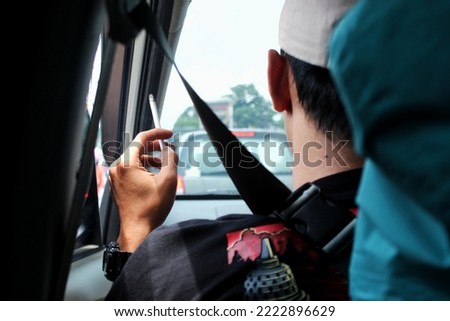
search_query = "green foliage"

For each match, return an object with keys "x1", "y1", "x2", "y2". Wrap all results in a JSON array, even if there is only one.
[
  {"x1": 173, "y1": 106, "x2": 200, "y2": 132},
  {"x1": 226, "y1": 84, "x2": 283, "y2": 129},
  {"x1": 173, "y1": 83, "x2": 283, "y2": 131}
]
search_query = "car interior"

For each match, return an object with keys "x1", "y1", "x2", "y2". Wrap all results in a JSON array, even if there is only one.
[{"x1": 12, "y1": 0, "x2": 291, "y2": 300}]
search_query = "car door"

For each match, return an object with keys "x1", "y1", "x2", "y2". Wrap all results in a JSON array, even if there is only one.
[{"x1": 11, "y1": 0, "x2": 108, "y2": 300}]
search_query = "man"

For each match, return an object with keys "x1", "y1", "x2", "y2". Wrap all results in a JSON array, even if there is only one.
[
  {"x1": 328, "y1": 0, "x2": 450, "y2": 299},
  {"x1": 105, "y1": 0, "x2": 361, "y2": 300}
]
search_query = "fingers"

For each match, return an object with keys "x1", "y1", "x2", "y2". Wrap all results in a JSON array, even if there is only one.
[
  {"x1": 130, "y1": 128, "x2": 173, "y2": 158},
  {"x1": 158, "y1": 144, "x2": 178, "y2": 180},
  {"x1": 137, "y1": 128, "x2": 173, "y2": 143},
  {"x1": 144, "y1": 140, "x2": 175, "y2": 152},
  {"x1": 116, "y1": 128, "x2": 174, "y2": 168},
  {"x1": 141, "y1": 154, "x2": 163, "y2": 168}
]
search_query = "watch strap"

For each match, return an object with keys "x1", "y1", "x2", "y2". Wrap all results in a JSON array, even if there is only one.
[{"x1": 102, "y1": 242, "x2": 132, "y2": 281}]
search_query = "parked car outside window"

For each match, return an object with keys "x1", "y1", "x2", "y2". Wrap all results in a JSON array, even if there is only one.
[{"x1": 173, "y1": 129, "x2": 293, "y2": 195}]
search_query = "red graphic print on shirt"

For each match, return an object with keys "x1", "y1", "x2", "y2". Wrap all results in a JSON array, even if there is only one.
[{"x1": 226, "y1": 222, "x2": 317, "y2": 264}]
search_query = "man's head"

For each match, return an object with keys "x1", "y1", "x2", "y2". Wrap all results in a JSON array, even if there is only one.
[
  {"x1": 267, "y1": 0, "x2": 360, "y2": 186},
  {"x1": 270, "y1": 0, "x2": 356, "y2": 141}
]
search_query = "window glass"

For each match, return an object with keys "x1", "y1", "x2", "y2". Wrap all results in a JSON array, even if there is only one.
[
  {"x1": 75, "y1": 36, "x2": 106, "y2": 250},
  {"x1": 85, "y1": 35, "x2": 108, "y2": 206},
  {"x1": 161, "y1": 0, "x2": 291, "y2": 196}
]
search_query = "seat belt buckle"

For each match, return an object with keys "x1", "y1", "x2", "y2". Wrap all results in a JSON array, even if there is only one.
[
  {"x1": 272, "y1": 183, "x2": 356, "y2": 256},
  {"x1": 274, "y1": 183, "x2": 321, "y2": 222}
]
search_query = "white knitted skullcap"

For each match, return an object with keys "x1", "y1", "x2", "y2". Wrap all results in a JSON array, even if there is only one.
[{"x1": 279, "y1": 0, "x2": 356, "y2": 67}]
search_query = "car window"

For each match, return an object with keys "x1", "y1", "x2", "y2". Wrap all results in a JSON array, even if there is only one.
[
  {"x1": 161, "y1": 0, "x2": 290, "y2": 196},
  {"x1": 74, "y1": 36, "x2": 107, "y2": 252}
]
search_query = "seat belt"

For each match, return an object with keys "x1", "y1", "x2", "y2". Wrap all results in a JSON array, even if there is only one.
[{"x1": 106, "y1": 0, "x2": 356, "y2": 261}]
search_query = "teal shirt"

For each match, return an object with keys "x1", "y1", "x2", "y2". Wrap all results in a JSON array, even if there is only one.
[{"x1": 328, "y1": 0, "x2": 450, "y2": 299}]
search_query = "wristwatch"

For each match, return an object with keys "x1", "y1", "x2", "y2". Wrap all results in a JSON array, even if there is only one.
[{"x1": 102, "y1": 241, "x2": 132, "y2": 281}]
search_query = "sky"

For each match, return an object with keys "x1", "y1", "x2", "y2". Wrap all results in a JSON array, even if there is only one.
[{"x1": 160, "y1": 0, "x2": 284, "y2": 129}]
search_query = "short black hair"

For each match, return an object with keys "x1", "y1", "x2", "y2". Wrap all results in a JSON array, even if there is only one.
[{"x1": 282, "y1": 50, "x2": 351, "y2": 141}]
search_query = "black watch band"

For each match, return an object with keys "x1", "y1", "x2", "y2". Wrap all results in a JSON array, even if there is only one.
[{"x1": 102, "y1": 241, "x2": 132, "y2": 281}]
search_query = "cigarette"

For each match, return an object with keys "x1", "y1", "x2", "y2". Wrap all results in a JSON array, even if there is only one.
[{"x1": 148, "y1": 94, "x2": 164, "y2": 150}]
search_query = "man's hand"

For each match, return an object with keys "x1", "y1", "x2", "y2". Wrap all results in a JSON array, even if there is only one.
[{"x1": 108, "y1": 128, "x2": 178, "y2": 252}]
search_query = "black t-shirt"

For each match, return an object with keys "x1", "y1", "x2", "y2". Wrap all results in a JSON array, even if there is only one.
[{"x1": 106, "y1": 169, "x2": 361, "y2": 300}]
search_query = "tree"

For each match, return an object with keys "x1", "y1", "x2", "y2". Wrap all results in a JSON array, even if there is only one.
[
  {"x1": 173, "y1": 106, "x2": 200, "y2": 132},
  {"x1": 173, "y1": 83, "x2": 283, "y2": 132},
  {"x1": 226, "y1": 84, "x2": 283, "y2": 129}
]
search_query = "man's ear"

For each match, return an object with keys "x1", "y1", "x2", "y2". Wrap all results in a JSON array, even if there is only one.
[{"x1": 267, "y1": 49, "x2": 292, "y2": 112}]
